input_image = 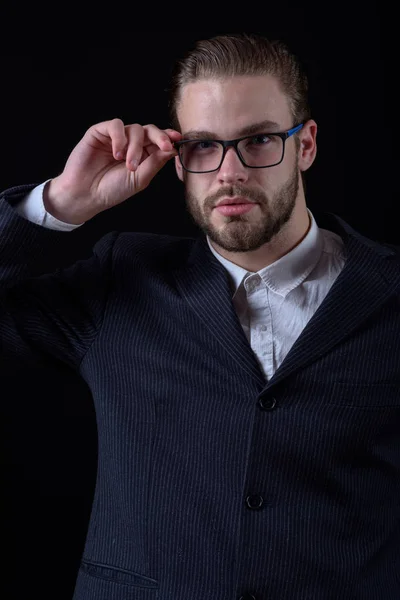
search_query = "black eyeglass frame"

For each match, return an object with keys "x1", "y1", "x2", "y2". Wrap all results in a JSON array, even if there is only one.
[{"x1": 174, "y1": 123, "x2": 304, "y2": 173}]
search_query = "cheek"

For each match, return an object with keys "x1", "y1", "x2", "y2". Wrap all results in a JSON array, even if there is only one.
[
  {"x1": 258, "y1": 162, "x2": 289, "y2": 187},
  {"x1": 185, "y1": 173, "x2": 213, "y2": 195},
  {"x1": 253, "y1": 171, "x2": 275, "y2": 190}
]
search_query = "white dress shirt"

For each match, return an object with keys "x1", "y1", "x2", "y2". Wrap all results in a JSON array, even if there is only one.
[{"x1": 14, "y1": 182, "x2": 346, "y2": 381}]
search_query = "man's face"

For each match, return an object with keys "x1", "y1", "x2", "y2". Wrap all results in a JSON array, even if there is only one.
[{"x1": 175, "y1": 75, "x2": 311, "y2": 255}]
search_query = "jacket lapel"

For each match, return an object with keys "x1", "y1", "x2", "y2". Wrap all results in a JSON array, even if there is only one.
[{"x1": 173, "y1": 212, "x2": 399, "y2": 390}]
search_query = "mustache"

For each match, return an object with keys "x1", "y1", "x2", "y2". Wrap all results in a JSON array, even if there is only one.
[{"x1": 206, "y1": 185, "x2": 267, "y2": 206}]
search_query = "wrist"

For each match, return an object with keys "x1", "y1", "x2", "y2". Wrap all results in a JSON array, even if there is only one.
[{"x1": 43, "y1": 177, "x2": 89, "y2": 225}]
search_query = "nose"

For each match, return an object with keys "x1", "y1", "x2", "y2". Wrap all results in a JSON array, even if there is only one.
[{"x1": 217, "y1": 146, "x2": 249, "y2": 184}]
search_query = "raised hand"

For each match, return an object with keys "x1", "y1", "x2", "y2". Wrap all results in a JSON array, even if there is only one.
[{"x1": 44, "y1": 118, "x2": 182, "y2": 224}]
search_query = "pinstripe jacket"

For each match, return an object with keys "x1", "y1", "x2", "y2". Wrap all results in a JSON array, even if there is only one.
[{"x1": 1, "y1": 184, "x2": 400, "y2": 600}]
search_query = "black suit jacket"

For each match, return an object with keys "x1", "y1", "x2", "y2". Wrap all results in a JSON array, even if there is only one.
[
  {"x1": 0, "y1": 185, "x2": 110, "y2": 599},
  {"x1": 1, "y1": 184, "x2": 400, "y2": 599}
]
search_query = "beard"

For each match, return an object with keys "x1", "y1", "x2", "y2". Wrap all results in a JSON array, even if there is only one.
[{"x1": 183, "y1": 163, "x2": 300, "y2": 253}]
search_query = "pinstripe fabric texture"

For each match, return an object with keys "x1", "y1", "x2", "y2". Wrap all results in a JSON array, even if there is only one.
[{"x1": 1, "y1": 184, "x2": 400, "y2": 599}]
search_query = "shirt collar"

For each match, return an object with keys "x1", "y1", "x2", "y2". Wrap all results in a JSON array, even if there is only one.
[{"x1": 206, "y1": 208, "x2": 324, "y2": 299}]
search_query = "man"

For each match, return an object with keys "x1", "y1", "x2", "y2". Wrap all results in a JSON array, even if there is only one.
[{"x1": 1, "y1": 33, "x2": 399, "y2": 600}]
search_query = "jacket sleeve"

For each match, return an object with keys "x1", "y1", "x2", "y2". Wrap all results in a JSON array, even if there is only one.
[
  {"x1": 0, "y1": 184, "x2": 102, "y2": 288},
  {"x1": 0, "y1": 229, "x2": 119, "y2": 373}
]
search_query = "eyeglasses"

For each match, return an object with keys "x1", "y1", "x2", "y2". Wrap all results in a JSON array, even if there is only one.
[{"x1": 174, "y1": 124, "x2": 303, "y2": 173}]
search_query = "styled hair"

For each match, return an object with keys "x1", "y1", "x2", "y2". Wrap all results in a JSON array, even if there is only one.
[
  {"x1": 168, "y1": 32, "x2": 311, "y2": 143},
  {"x1": 167, "y1": 33, "x2": 312, "y2": 190}
]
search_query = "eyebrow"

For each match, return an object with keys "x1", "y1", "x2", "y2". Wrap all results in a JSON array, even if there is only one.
[{"x1": 182, "y1": 120, "x2": 282, "y2": 140}]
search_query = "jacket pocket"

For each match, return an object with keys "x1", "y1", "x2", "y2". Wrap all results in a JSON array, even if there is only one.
[{"x1": 74, "y1": 559, "x2": 159, "y2": 599}]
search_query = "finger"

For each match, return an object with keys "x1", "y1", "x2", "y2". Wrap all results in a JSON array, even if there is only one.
[
  {"x1": 133, "y1": 148, "x2": 176, "y2": 191},
  {"x1": 143, "y1": 124, "x2": 177, "y2": 153},
  {"x1": 108, "y1": 118, "x2": 130, "y2": 160},
  {"x1": 124, "y1": 124, "x2": 145, "y2": 171},
  {"x1": 142, "y1": 143, "x2": 177, "y2": 158},
  {"x1": 89, "y1": 118, "x2": 129, "y2": 161},
  {"x1": 138, "y1": 144, "x2": 160, "y2": 163},
  {"x1": 163, "y1": 128, "x2": 183, "y2": 141}
]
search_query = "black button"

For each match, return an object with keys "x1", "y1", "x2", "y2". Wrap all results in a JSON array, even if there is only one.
[
  {"x1": 239, "y1": 594, "x2": 256, "y2": 600},
  {"x1": 258, "y1": 396, "x2": 277, "y2": 411},
  {"x1": 245, "y1": 494, "x2": 263, "y2": 509}
]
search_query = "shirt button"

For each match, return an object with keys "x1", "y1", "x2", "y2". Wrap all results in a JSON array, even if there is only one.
[
  {"x1": 245, "y1": 494, "x2": 264, "y2": 509},
  {"x1": 258, "y1": 396, "x2": 277, "y2": 411}
]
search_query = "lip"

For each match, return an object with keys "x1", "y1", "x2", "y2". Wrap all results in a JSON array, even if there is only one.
[
  {"x1": 215, "y1": 196, "x2": 257, "y2": 207},
  {"x1": 215, "y1": 203, "x2": 257, "y2": 216}
]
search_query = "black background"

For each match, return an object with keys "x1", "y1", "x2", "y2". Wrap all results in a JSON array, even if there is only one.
[
  {"x1": 1, "y1": 13, "x2": 398, "y2": 599},
  {"x1": 2, "y1": 18, "x2": 397, "y2": 243}
]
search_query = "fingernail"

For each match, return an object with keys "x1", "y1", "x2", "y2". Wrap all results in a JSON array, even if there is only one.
[{"x1": 130, "y1": 159, "x2": 138, "y2": 171}]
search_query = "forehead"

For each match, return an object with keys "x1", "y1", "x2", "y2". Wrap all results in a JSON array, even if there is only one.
[{"x1": 177, "y1": 74, "x2": 291, "y2": 137}]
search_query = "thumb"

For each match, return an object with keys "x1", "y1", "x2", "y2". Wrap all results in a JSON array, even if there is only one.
[{"x1": 133, "y1": 149, "x2": 176, "y2": 192}]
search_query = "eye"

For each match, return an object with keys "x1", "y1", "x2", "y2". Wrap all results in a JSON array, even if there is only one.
[
  {"x1": 248, "y1": 134, "x2": 272, "y2": 145},
  {"x1": 192, "y1": 140, "x2": 218, "y2": 151}
]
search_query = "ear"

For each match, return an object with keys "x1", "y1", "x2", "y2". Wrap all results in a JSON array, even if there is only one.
[
  {"x1": 175, "y1": 155, "x2": 184, "y2": 181},
  {"x1": 298, "y1": 119, "x2": 318, "y2": 173}
]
